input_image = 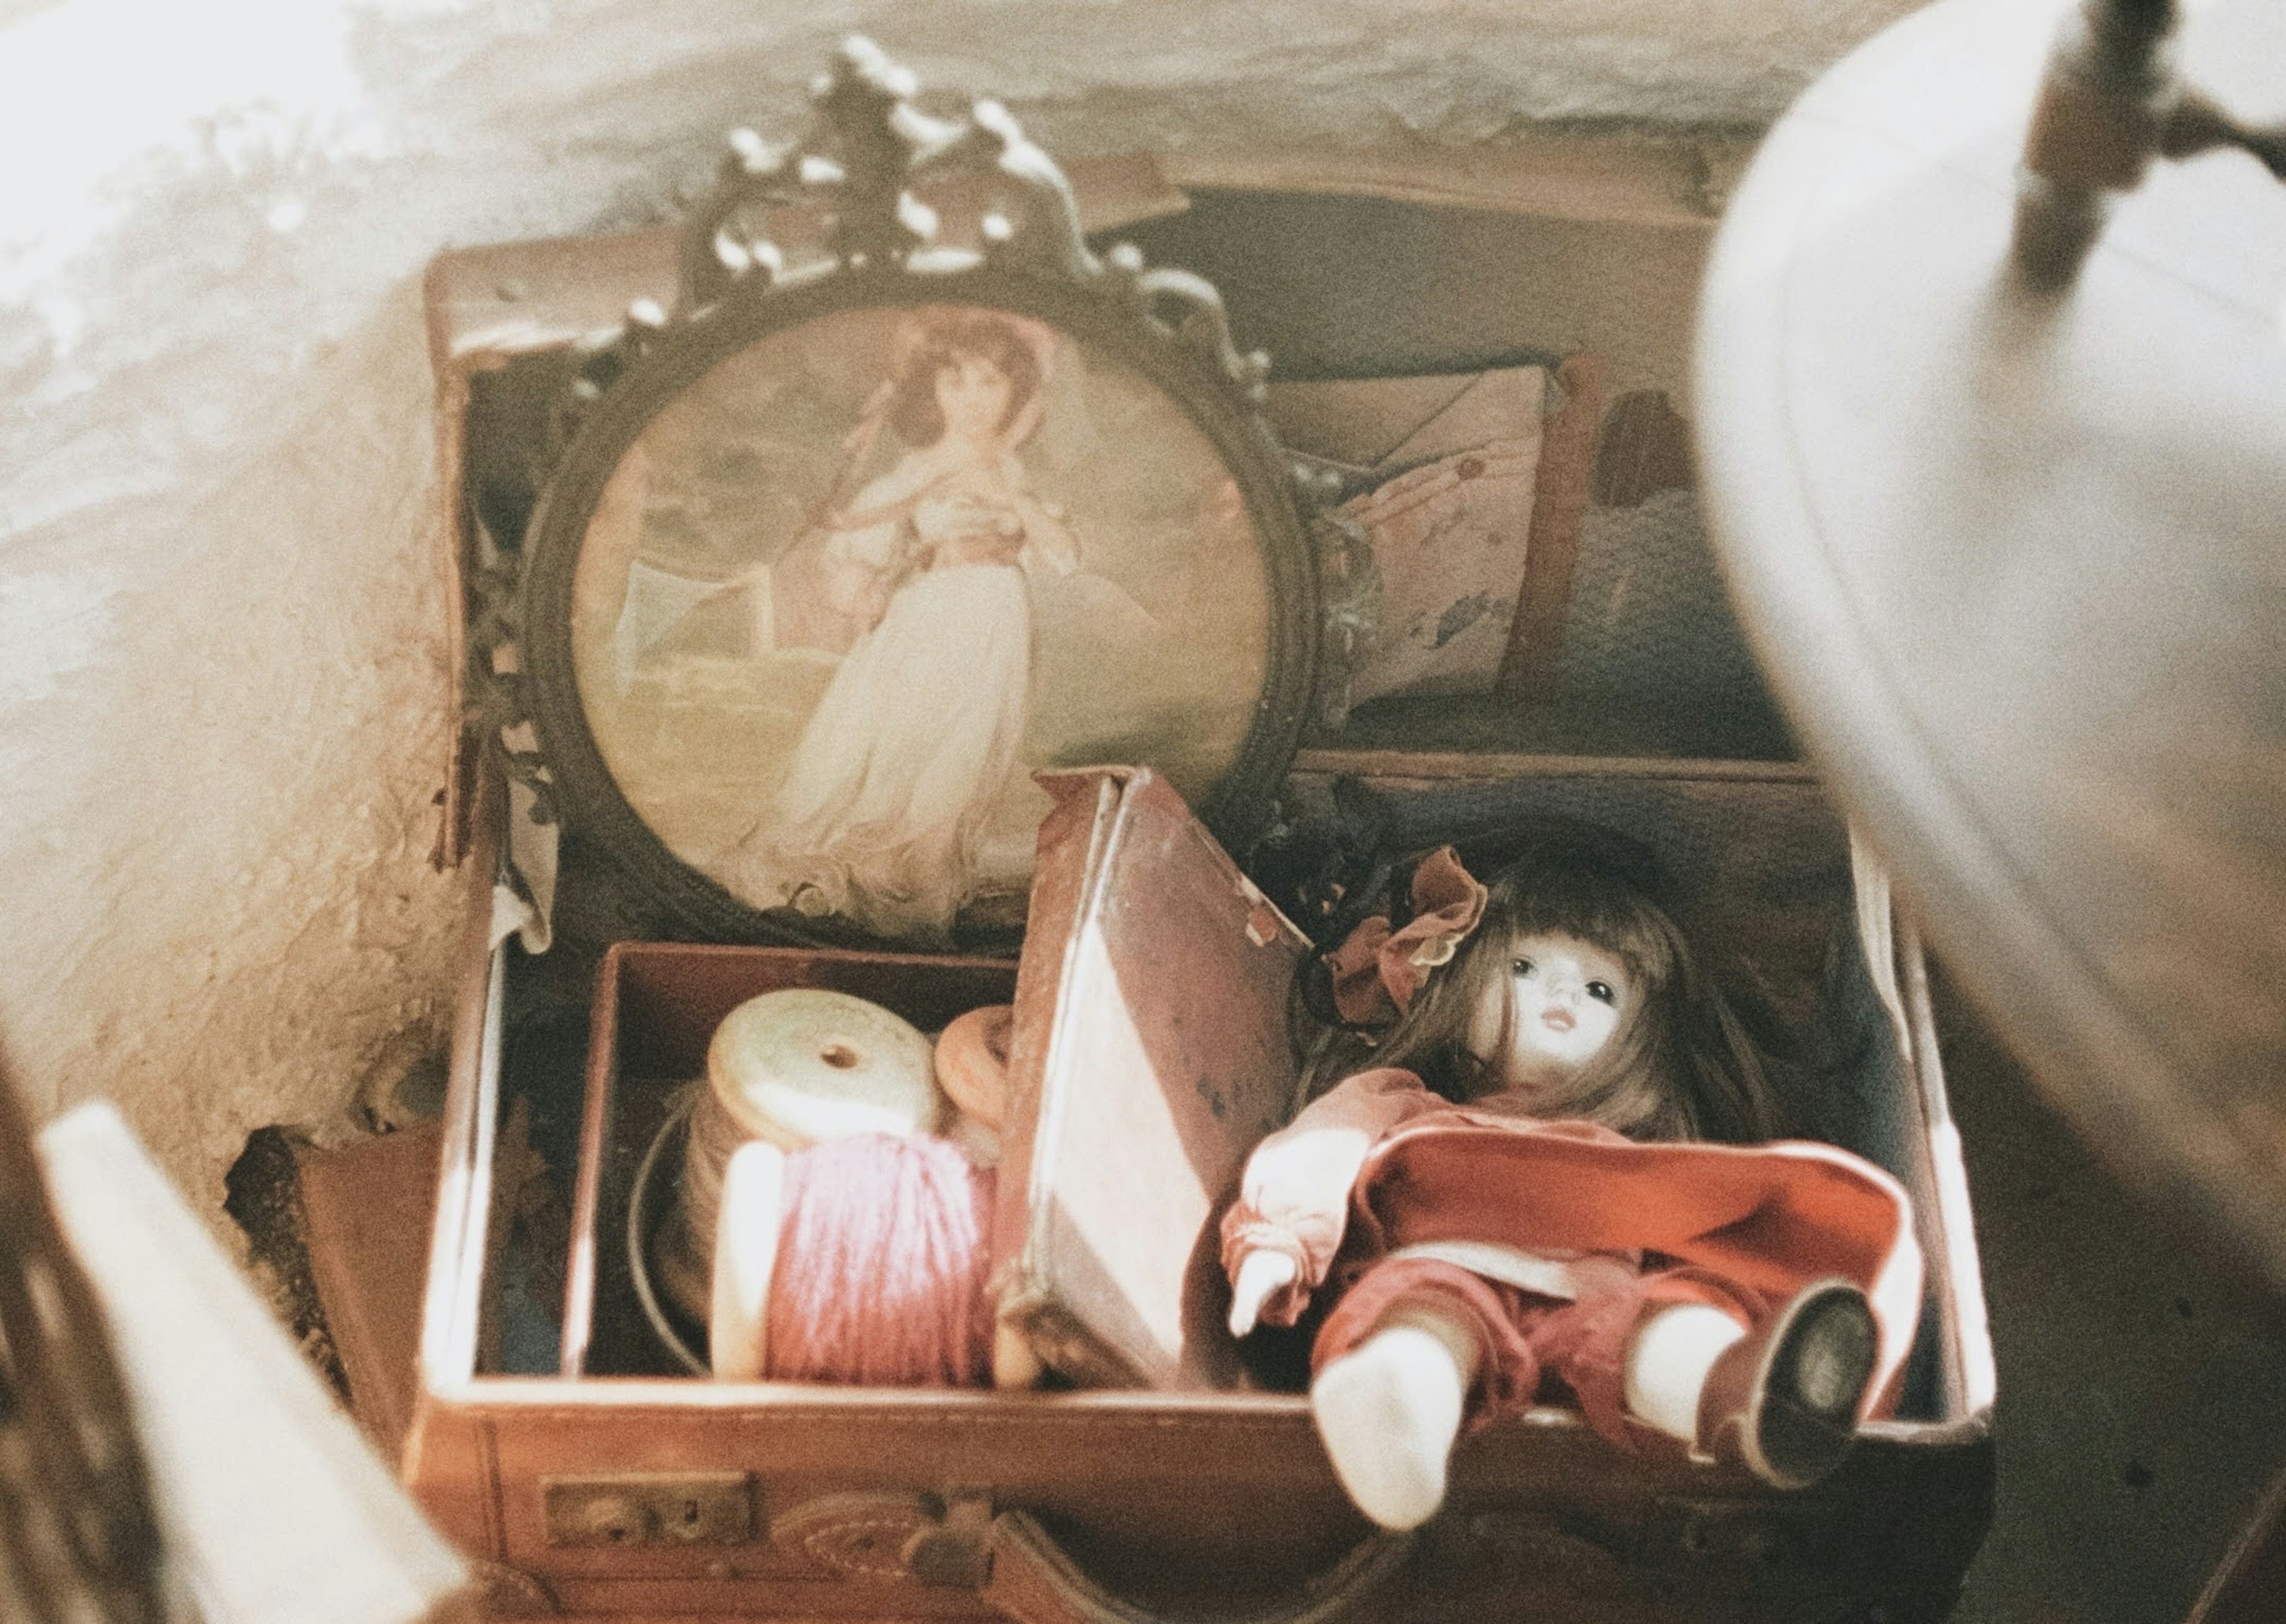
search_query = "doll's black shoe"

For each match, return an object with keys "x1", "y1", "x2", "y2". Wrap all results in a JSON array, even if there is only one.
[{"x1": 1696, "y1": 1279, "x2": 1878, "y2": 1490}]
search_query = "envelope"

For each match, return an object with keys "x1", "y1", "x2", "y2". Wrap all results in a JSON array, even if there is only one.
[{"x1": 1267, "y1": 367, "x2": 1547, "y2": 704}]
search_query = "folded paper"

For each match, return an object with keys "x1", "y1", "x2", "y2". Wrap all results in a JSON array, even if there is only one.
[{"x1": 1269, "y1": 367, "x2": 1547, "y2": 705}]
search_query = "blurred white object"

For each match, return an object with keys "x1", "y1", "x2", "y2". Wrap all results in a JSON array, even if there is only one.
[
  {"x1": 1697, "y1": 0, "x2": 2286, "y2": 1285},
  {"x1": 38, "y1": 1103, "x2": 468, "y2": 1624}
]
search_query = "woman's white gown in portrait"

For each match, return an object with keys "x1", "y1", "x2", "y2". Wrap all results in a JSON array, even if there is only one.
[{"x1": 731, "y1": 344, "x2": 1074, "y2": 939}]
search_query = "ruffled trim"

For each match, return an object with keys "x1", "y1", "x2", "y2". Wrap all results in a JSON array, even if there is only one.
[{"x1": 1326, "y1": 846, "x2": 1489, "y2": 1024}]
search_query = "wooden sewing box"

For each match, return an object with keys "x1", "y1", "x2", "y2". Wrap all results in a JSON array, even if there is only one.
[{"x1": 397, "y1": 51, "x2": 1996, "y2": 1624}]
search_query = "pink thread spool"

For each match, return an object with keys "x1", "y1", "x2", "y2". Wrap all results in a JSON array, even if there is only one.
[
  {"x1": 672, "y1": 991, "x2": 1011, "y2": 1386},
  {"x1": 761, "y1": 1133, "x2": 995, "y2": 1386}
]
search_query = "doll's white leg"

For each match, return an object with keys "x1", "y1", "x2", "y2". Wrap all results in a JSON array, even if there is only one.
[
  {"x1": 1622, "y1": 1304, "x2": 1746, "y2": 1446},
  {"x1": 708, "y1": 1141, "x2": 788, "y2": 1381},
  {"x1": 1310, "y1": 1308, "x2": 1482, "y2": 1532}
]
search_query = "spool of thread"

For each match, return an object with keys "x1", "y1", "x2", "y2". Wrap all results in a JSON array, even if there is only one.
[
  {"x1": 655, "y1": 989, "x2": 1001, "y2": 1387},
  {"x1": 709, "y1": 988, "x2": 939, "y2": 1146},
  {"x1": 760, "y1": 1133, "x2": 995, "y2": 1386},
  {"x1": 699, "y1": 1130, "x2": 997, "y2": 1386},
  {"x1": 933, "y1": 1004, "x2": 1014, "y2": 1130},
  {"x1": 677, "y1": 989, "x2": 938, "y2": 1281}
]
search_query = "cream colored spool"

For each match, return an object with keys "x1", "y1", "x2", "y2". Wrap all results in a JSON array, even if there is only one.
[
  {"x1": 932, "y1": 1004, "x2": 1014, "y2": 1131},
  {"x1": 708, "y1": 1140, "x2": 788, "y2": 1382},
  {"x1": 706, "y1": 988, "x2": 938, "y2": 1149}
]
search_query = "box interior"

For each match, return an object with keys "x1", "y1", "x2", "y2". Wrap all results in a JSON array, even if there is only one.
[
  {"x1": 470, "y1": 768, "x2": 1967, "y2": 1431},
  {"x1": 564, "y1": 946, "x2": 1017, "y2": 1380}
]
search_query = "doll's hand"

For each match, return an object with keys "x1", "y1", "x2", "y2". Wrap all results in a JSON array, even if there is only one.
[{"x1": 1228, "y1": 1248, "x2": 1300, "y2": 1338}]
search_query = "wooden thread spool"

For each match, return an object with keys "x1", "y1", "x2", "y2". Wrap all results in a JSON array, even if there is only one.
[
  {"x1": 929, "y1": 1004, "x2": 1039, "y2": 1386},
  {"x1": 933, "y1": 1004, "x2": 1013, "y2": 1130},
  {"x1": 718, "y1": 1132, "x2": 996, "y2": 1386},
  {"x1": 649, "y1": 992, "x2": 1025, "y2": 1385},
  {"x1": 661, "y1": 989, "x2": 937, "y2": 1346}
]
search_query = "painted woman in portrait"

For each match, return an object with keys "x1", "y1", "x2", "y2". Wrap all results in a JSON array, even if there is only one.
[{"x1": 730, "y1": 308, "x2": 1078, "y2": 940}]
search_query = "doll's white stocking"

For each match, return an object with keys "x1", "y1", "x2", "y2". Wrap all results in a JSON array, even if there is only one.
[
  {"x1": 1310, "y1": 1309, "x2": 1482, "y2": 1532},
  {"x1": 1623, "y1": 1303, "x2": 1746, "y2": 1444}
]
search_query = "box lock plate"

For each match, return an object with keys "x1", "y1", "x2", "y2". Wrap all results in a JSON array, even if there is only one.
[{"x1": 542, "y1": 1472, "x2": 756, "y2": 1547}]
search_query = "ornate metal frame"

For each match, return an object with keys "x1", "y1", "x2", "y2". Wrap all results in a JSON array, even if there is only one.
[{"x1": 502, "y1": 38, "x2": 1344, "y2": 947}]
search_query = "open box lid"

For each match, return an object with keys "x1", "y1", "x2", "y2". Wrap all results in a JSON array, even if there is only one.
[{"x1": 992, "y1": 766, "x2": 1311, "y2": 1389}]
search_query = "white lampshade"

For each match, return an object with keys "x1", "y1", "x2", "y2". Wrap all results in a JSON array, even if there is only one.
[{"x1": 1697, "y1": 0, "x2": 2286, "y2": 1285}]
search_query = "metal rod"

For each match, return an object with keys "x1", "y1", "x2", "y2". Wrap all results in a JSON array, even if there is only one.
[{"x1": 2012, "y1": 0, "x2": 2285, "y2": 289}]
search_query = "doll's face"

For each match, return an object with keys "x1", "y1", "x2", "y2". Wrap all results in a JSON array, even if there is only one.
[
  {"x1": 935, "y1": 351, "x2": 1016, "y2": 444},
  {"x1": 1468, "y1": 930, "x2": 1634, "y2": 1098}
]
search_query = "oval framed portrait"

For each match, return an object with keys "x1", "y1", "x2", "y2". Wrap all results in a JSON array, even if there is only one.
[{"x1": 520, "y1": 264, "x2": 1319, "y2": 948}]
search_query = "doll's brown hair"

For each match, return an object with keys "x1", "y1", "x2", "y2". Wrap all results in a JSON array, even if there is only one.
[
  {"x1": 885, "y1": 310, "x2": 1042, "y2": 446},
  {"x1": 1357, "y1": 841, "x2": 1782, "y2": 1144}
]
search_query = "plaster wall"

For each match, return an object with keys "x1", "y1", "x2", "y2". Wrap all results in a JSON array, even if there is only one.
[{"x1": 0, "y1": 0, "x2": 1923, "y2": 1216}]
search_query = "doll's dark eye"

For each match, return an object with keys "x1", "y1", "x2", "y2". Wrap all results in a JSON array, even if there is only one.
[
  {"x1": 1511, "y1": 957, "x2": 1535, "y2": 976},
  {"x1": 1587, "y1": 980, "x2": 1616, "y2": 1004}
]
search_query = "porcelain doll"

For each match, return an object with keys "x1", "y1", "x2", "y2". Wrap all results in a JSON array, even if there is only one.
[{"x1": 1224, "y1": 839, "x2": 1923, "y2": 1531}]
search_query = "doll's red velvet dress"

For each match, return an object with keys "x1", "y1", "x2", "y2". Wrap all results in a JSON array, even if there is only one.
[{"x1": 1220, "y1": 1064, "x2": 1923, "y2": 1453}]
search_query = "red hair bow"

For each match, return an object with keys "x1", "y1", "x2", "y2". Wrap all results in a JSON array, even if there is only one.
[{"x1": 1323, "y1": 847, "x2": 1488, "y2": 1025}]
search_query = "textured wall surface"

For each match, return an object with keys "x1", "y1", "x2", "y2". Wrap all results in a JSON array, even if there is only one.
[{"x1": 0, "y1": 0, "x2": 1922, "y2": 1216}]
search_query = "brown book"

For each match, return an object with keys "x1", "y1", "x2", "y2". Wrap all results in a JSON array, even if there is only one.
[{"x1": 991, "y1": 767, "x2": 1312, "y2": 1390}]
